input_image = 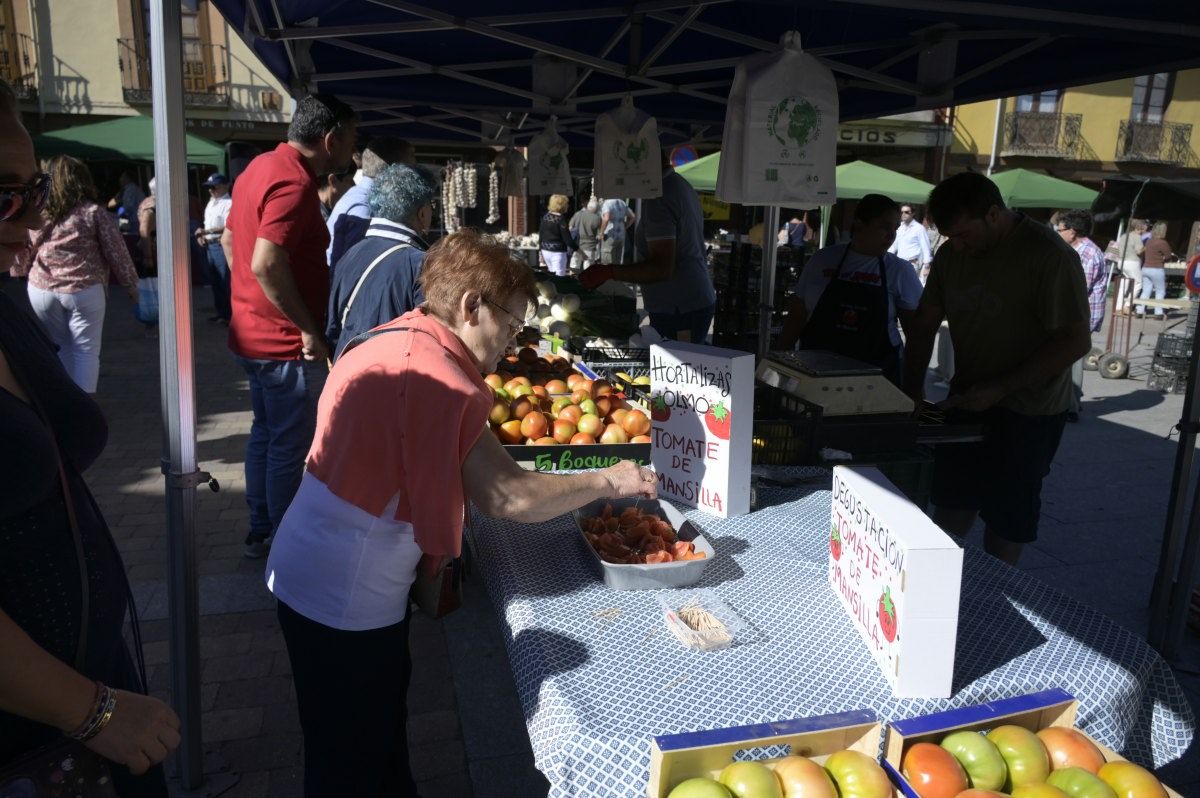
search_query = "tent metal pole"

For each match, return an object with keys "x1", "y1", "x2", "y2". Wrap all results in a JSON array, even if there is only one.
[
  {"x1": 148, "y1": 0, "x2": 204, "y2": 787},
  {"x1": 1149, "y1": 307, "x2": 1200, "y2": 656},
  {"x1": 758, "y1": 206, "x2": 780, "y2": 358},
  {"x1": 819, "y1": 205, "x2": 831, "y2": 248},
  {"x1": 986, "y1": 99, "x2": 1003, "y2": 175}
]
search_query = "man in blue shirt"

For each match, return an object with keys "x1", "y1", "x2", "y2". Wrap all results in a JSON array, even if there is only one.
[
  {"x1": 326, "y1": 163, "x2": 436, "y2": 360},
  {"x1": 581, "y1": 152, "x2": 717, "y2": 342},
  {"x1": 326, "y1": 136, "x2": 414, "y2": 272}
]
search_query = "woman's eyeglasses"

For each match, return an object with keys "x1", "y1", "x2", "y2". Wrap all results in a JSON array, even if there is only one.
[
  {"x1": 482, "y1": 296, "x2": 524, "y2": 337},
  {"x1": 0, "y1": 173, "x2": 50, "y2": 223}
]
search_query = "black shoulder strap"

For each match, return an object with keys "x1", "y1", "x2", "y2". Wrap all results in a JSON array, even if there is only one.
[{"x1": 339, "y1": 324, "x2": 440, "y2": 358}]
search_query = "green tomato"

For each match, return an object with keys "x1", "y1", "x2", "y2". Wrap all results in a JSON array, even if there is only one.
[
  {"x1": 823, "y1": 750, "x2": 892, "y2": 798},
  {"x1": 718, "y1": 761, "x2": 782, "y2": 798},
  {"x1": 668, "y1": 777, "x2": 734, "y2": 798},
  {"x1": 942, "y1": 730, "x2": 1008, "y2": 791},
  {"x1": 1046, "y1": 767, "x2": 1119, "y2": 798},
  {"x1": 987, "y1": 725, "x2": 1050, "y2": 791}
]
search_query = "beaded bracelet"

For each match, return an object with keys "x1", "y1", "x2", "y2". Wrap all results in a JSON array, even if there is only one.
[{"x1": 68, "y1": 682, "x2": 116, "y2": 742}]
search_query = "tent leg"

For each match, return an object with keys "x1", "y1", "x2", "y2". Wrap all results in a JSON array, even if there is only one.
[
  {"x1": 1148, "y1": 312, "x2": 1200, "y2": 658},
  {"x1": 819, "y1": 204, "x2": 831, "y2": 249},
  {"x1": 149, "y1": 0, "x2": 204, "y2": 788},
  {"x1": 758, "y1": 206, "x2": 780, "y2": 358}
]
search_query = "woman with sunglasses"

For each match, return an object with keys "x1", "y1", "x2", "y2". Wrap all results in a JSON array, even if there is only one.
[
  {"x1": 0, "y1": 81, "x2": 179, "y2": 793},
  {"x1": 9, "y1": 154, "x2": 139, "y2": 393},
  {"x1": 265, "y1": 227, "x2": 656, "y2": 796}
]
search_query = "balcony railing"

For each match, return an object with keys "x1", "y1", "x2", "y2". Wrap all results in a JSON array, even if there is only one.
[
  {"x1": 117, "y1": 38, "x2": 229, "y2": 108},
  {"x1": 0, "y1": 33, "x2": 38, "y2": 100},
  {"x1": 1001, "y1": 111, "x2": 1082, "y2": 158},
  {"x1": 1116, "y1": 119, "x2": 1194, "y2": 166}
]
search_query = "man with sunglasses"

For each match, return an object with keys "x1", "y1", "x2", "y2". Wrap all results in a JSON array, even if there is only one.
[
  {"x1": 888, "y1": 203, "x2": 932, "y2": 284},
  {"x1": 221, "y1": 93, "x2": 358, "y2": 559}
]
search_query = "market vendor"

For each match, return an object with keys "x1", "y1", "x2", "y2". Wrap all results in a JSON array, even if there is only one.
[
  {"x1": 579, "y1": 150, "x2": 717, "y2": 342},
  {"x1": 264, "y1": 228, "x2": 656, "y2": 797},
  {"x1": 776, "y1": 193, "x2": 923, "y2": 384}
]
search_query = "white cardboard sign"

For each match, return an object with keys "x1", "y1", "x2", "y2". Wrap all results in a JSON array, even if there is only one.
[
  {"x1": 649, "y1": 342, "x2": 753, "y2": 518},
  {"x1": 829, "y1": 466, "x2": 962, "y2": 698}
]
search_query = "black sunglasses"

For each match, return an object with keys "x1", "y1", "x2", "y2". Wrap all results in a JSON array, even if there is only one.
[{"x1": 0, "y1": 172, "x2": 50, "y2": 222}]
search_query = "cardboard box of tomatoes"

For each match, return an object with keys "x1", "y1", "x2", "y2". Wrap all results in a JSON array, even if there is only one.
[
  {"x1": 882, "y1": 687, "x2": 1182, "y2": 798},
  {"x1": 648, "y1": 709, "x2": 899, "y2": 798}
]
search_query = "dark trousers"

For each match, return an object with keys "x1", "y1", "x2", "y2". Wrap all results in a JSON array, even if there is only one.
[
  {"x1": 205, "y1": 242, "x2": 231, "y2": 321},
  {"x1": 277, "y1": 601, "x2": 419, "y2": 798},
  {"x1": 648, "y1": 302, "x2": 717, "y2": 344}
]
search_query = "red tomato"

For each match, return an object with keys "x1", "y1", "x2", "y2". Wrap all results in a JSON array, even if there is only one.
[
  {"x1": 704, "y1": 400, "x2": 732, "y2": 439},
  {"x1": 622, "y1": 409, "x2": 651, "y2": 436},
  {"x1": 497, "y1": 420, "x2": 524, "y2": 445},
  {"x1": 771, "y1": 755, "x2": 836, "y2": 798},
  {"x1": 1037, "y1": 728, "x2": 1106, "y2": 774},
  {"x1": 956, "y1": 791, "x2": 1010, "y2": 798},
  {"x1": 630, "y1": 434, "x2": 652, "y2": 443},
  {"x1": 824, "y1": 750, "x2": 892, "y2": 798},
  {"x1": 559, "y1": 404, "x2": 584, "y2": 424},
  {"x1": 520, "y1": 412, "x2": 548, "y2": 440},
  {"x1": 552, "y1": 419, "x2": 576, "y2": 444},
  {"x1": 1097, "y1": 761, "x2": 1168, "y2": 798},
  {"x1": 902, "y1": 742, "x2": 969, "y2": 798},
  {"x1": 599, "y1": 423, "x2": 629, "y2": 444},
  {"x1": 987, "y1": 725, "x2": 1050, "y2": 791},
  {"x1": 510, "y1": 395, "x2": 537, "y2": 420},
  {"x1": 569, "y1": 432, "x2": 596, "y2": 445}
]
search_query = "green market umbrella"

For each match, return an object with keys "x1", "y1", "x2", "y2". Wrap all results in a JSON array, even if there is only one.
[
  {"x1": 988, "y1": 168, "x2": 1098, "y2": 209},
  {"x1": 32, "y1": 116, "x2": 226, "y2": 170},
  {"x1": 674, "y1": 150, "x2": 720, "y2": 192},
  {"x1": 676, "y1": 153, "x2": 934, "y2": 204},
  {"x1": 834, "y1": 160, "x2": 934, "y2": 203}
]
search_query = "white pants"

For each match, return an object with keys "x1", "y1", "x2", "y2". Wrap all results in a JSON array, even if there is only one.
[
  {"x1": 542, "y1": 249, "x2": 569, "y2": 277},
  {"x1": 27, "y1": 282, "x2": 107, "y2": 392}
]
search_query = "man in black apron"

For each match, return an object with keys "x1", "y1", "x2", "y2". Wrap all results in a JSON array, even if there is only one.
[{"x1": 777, "y1": 194, "x2": 924, "y2": 385}]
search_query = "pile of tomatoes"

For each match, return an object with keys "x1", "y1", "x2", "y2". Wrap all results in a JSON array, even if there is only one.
[
  {"x1": 487, "y1": 347, "x2": 652, "y2": 446},
  {"x1": 582, "y1": 505, "x2": 704, "y2": 565},
  {"x1": 901, "y1": 724, "x2": 1170, "y2": 798},
  {"x1": 665, "y1": 748, "x2": 891, "y2": 798}
]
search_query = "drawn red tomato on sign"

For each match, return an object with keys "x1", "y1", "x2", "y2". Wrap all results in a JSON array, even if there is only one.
[
  {"x1": 830, "y1": 524, "x2": 842, "y2": 560},
  {"x1": 704, "y1": 400, "x2": 731, "y2": 439},
  {"x1": 879, "y1": 586, "x2": 897, "y2": 642},
  {"x1": 650, "y1": 394, "x2": 671, "y2": 422}
]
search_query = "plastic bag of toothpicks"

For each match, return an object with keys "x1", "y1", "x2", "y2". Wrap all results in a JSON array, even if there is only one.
[{"x1": 657, "y1": 589, "x2": 747, "y2": 652}]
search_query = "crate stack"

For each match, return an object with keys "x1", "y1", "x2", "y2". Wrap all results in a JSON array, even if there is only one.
[
  {"x1": 711, "y1": 242, "x2": 803, "y2": 353},
  {"x1": 1148, "y1": 332, "x2": 1193, "y2": 394}
]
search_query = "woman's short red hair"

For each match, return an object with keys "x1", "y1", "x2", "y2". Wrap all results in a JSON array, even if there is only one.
[{"x1": 420, "y1": 228, "x2": 537, "y2": 321}]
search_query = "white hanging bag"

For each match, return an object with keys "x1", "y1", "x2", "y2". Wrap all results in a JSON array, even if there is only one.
[
  {"x1": 594, "y1": 96, "x2": 663, "y2": 199},
  {"x1": 716, "y1": 30, "x2": 837, "y2": 206}
]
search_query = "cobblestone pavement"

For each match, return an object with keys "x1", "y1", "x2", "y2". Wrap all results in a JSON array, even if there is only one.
[{"x1": 35, "y1": 279, "x2": 1200, "y2": 796}]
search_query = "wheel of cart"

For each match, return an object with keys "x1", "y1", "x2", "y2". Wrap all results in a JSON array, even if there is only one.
[{"x1": 1082, "y1": 346, "x2": 1104, "y2": 371}]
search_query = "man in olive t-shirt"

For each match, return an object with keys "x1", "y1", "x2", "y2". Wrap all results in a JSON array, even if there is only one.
[{"x1": 902, "y1": 172, "x2": 1091, "y2": 566}]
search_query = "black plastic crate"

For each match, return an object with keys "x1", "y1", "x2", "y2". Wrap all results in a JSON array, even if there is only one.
[
  {"x1": 581, "y1": 345, "x2": 649, "y2": 362},
  {"x1": 1148, "y1": 362, "x2": 1189, "y2": 394},
  {"x1": 751, "y1": 384, "x2": 822, "y2": 466},
  {"x1": 1154, "y1": 333, "x2": 1193, "y2": 360}
]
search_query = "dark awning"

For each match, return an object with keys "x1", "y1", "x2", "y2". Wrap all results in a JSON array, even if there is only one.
[{"x1": 208, "y1": 1, "x2": 1200, "y2": 146}]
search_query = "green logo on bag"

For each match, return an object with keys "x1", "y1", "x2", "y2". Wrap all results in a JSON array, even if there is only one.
[
  {"x1": 614, "y1": 137, "x2": 650, "y2": 167},
  {"x1": 767, "y1": 97, "x2": 822, "y2": 149}
]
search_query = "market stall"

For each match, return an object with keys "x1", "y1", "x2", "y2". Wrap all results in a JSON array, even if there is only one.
[{"x1": 465, "y1": 470, "x2": 1194, "y2": 796}]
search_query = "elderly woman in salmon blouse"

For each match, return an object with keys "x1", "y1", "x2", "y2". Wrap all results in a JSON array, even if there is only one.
[{"x1": 264, "y1": 227, "x2": 656, "y2": 797}]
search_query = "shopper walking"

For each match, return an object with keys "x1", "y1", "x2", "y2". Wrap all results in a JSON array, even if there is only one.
[
  {"x1": 568, "y1": 198, "x2": 602, "y2": 272},
  {"x1": 1055, "y1": 209, "x2": 1107, "y2": 421},
  {"x1": 10, "y1": 155, "x2": 138, "y2": 393},
  {"x1": 221, "y1": 93, "x2": 357, "y2": 558},
  {"x1": 194, "y1": 173, "x2": 232, "y2": 323},
  {"x1": 888, "y1": 203, "x2": 932, "y2": 283},
  {"x1": 538, "y1": 194, "x2": 577, "y2": 277},
  {"x1": 599, "y1": 196, "x2": 634, "y2": 265}
]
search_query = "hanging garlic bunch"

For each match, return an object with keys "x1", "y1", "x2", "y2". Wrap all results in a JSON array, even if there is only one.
[
  {"x1": 486, "y1": 162, "x2": 501, "y2": 225},
  {"x1": 441, "y1": 164, "x2": 460, "y2": 234},
  {"x1": 461, "y1": 163, "x2": 478, "y2": 208}
]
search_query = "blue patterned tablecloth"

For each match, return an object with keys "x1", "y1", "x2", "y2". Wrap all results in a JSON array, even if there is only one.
[{"x1": 465, "y1": 469, "x2": 1195, "y2": 797}]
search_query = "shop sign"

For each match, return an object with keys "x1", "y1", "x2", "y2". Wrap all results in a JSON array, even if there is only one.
[
  {"x1": 699, "y1": 194, "x2": 731, "y2": 220},
  {"x1": 829, "y1": 466, "x2": 962, "y2": 698},
  {"x1": 649, "y1": 342, "x2": 753, "y2": 518},
  {"x1": 837, "y1": 125, "x2": 946, "y2": 148}
]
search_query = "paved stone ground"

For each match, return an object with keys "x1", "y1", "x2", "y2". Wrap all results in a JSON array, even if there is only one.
[{"x1": 22, "y1": 277, "x2": 1200, "y2": 797}]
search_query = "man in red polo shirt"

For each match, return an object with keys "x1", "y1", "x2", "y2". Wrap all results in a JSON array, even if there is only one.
[{"x1": 221, "y1": 93, "x2": 357, "y2": 558}]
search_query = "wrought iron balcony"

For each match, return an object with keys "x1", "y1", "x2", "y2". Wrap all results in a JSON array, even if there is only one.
[
  {"x1": 1116, "y1": 119, "x2": 1195, "y2": 166},
  {"x1": 0, "y1": 33, "x2": 38, "y2": 101},
  {"x1": 118, "y1": 38, "x2": 229, "y2": 108},
  {"x1": 1000, "y1": 111, "x2": 1082, "y2": 158}
]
